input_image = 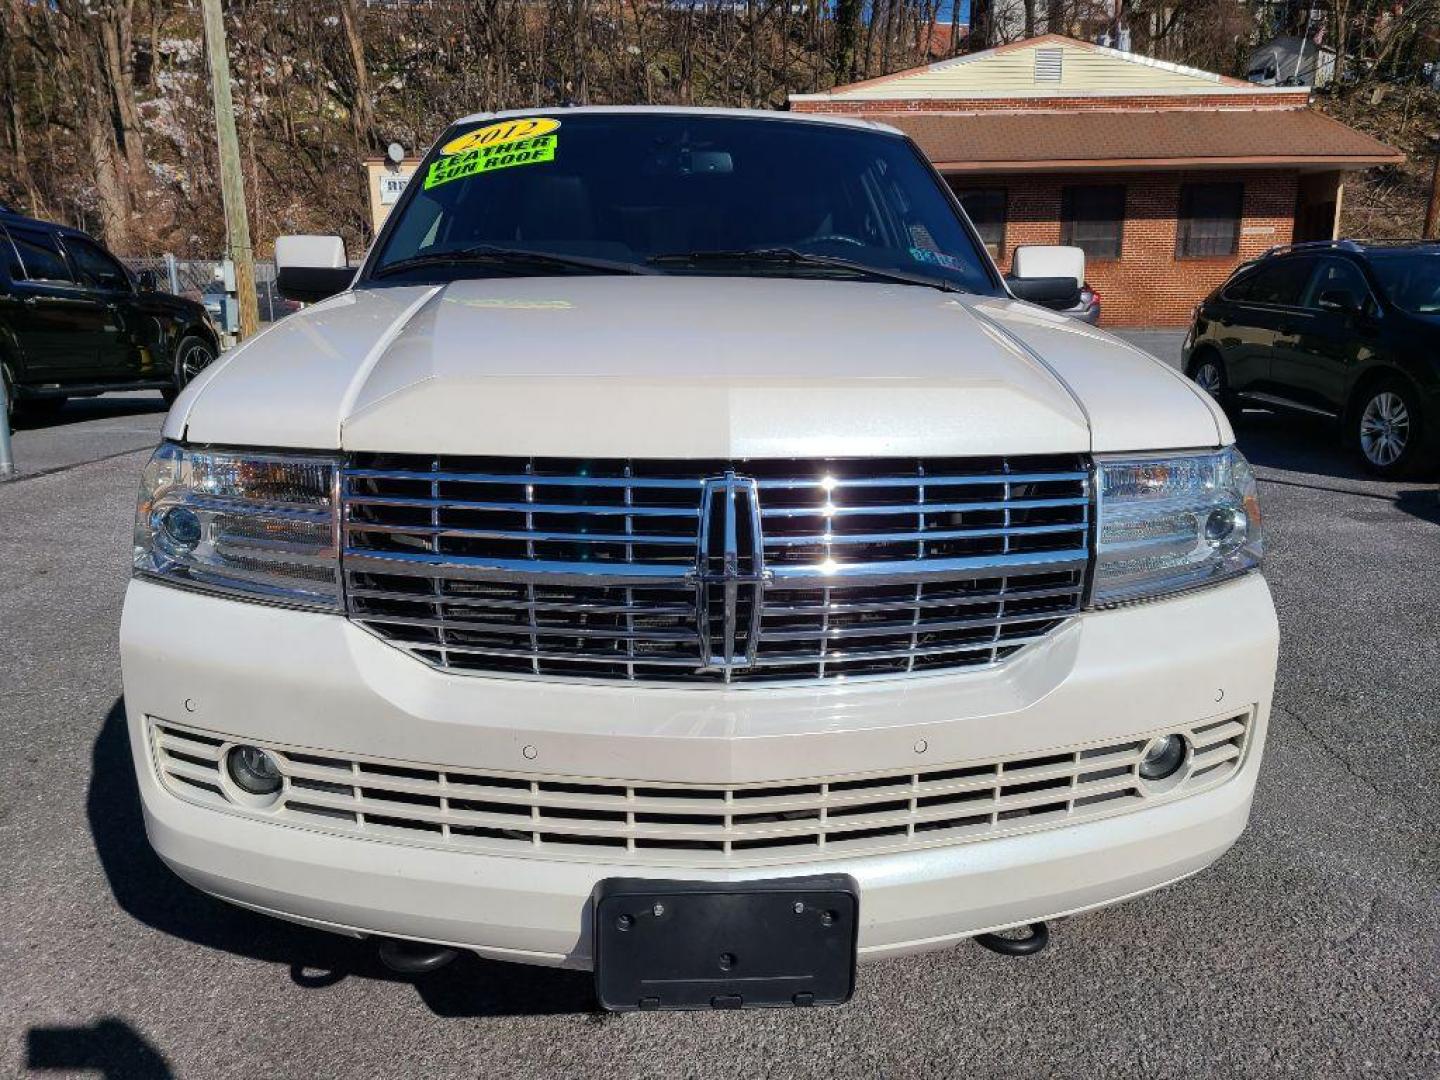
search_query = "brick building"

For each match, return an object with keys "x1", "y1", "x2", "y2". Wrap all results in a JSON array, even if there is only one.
[{"x1": 789, "y1": 35, "x2": 1402, "y2": 326}]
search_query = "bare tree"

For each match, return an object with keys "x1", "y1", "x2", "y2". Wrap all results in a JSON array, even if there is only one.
[
  {"x1": 337, "y1": 0, "x2": 377, "y2": 148},
  {"x1": 2, "y1": 0, "x2": 1435, "y2": 254}
]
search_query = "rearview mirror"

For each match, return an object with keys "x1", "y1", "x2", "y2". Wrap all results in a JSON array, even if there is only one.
[
  {"x1": 1317, "y1": 289, "x2": 1361, "y2": 316},
  {"x1": 275, "y1": 235, "x2": 352, "y2": 303},
  {"x1": 1008, "y1": 244, "x2": 1084, "y2": 311},
  {"x1": 137, "y1": 269, "x2": 159, "y2": 293}
]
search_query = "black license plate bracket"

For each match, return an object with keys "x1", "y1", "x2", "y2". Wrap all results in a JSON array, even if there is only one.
[{"x1": 592, "y1": 874, "x2": 858, "y2": 1011}]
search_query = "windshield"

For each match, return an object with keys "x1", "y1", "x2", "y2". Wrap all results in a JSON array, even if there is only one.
[
  {"x1": 1367, "y1": 249, "x2": 1440, "y2": 315},
  {"x1": 367, "y1": 113, "x2": 997, "y2": 294}
]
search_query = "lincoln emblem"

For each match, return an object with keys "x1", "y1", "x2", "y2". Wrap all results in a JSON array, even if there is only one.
[{"x1": 694, "y1": 472, "x2": 769, "y2": 676}]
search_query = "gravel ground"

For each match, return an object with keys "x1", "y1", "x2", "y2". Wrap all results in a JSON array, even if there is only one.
[{"x1": 1, "y1": 384, "x2": 1436, "y2": 1079}]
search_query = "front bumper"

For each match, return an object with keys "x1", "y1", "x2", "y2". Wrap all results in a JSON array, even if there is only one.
[{"x1": 121, "y1": 573, "x2": 1278, "y2": 968}]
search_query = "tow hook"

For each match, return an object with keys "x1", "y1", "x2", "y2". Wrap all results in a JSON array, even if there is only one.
[
  {"x1": 975, "y1": 921, "x2": 1050, "y2": 957},
  {"x1": 377, "y1": 938, "x2": 459, "y2": 975}
]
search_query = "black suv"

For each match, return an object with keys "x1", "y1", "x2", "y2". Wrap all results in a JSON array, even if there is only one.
[
  {"x1": 0, "y1": 209, "x2": 218, "y2": 424},
  {"x1": 1183, "y1": 240, "x2": 1440, "y2": 477}
]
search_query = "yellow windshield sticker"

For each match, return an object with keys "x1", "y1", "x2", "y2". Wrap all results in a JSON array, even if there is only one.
[
  {"x1": 439, "y1": 118, "x2": 561, "y2": 157},
  {"x1": 424, "y1": 132, "x2": 557, "y2": 190}
]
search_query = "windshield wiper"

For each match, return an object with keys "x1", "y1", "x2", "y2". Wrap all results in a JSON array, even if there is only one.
[
  {"x1": 373, "y1": 245, "x2": 655, "y2": 279},
  {"x1": 647, "y1": 247, "x2": 967, "y2": 294}
]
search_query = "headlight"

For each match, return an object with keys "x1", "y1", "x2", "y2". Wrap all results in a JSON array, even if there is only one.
[
  {"x1": 134, "y1": 442, "x2": 341, "y2": 609},
  {"x1": 1092, "y1": 447, "x2": 1262, "y2": 606}
]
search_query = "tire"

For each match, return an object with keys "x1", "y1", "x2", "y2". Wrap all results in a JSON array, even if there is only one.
[
  {"x1": 1187, "y1": 350, "x2": 1233, "y2": 411},
  {"x1": 1349, "y1": 377, "x2": 1432, "y2": 479},
  {"x1": 163, "y1": 334, "x2": 217, "y2": 405}
]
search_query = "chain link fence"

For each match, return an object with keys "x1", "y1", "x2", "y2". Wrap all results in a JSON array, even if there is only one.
[{"x1": 121, "y1": 256, "x2": 293, "y2": 324}]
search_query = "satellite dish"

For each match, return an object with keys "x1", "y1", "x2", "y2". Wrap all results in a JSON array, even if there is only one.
[{"x1": 386, "y1": 142, "x2": 405, "y2": 165}]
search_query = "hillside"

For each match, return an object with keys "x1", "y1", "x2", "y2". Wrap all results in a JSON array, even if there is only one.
[
  {"x1": 1316, "y1": 84, "x2": 1439, "y2": 239},
  {"x1": 2, "y1": 3, "x2": 1434, "y2": 256}
]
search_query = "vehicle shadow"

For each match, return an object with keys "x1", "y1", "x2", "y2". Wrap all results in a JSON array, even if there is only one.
[
  {"x1": 14, "y1": 393, "x2": 169, "y2": 431},
  {"x1": 88, "y1": 699, "x2": 598, "y2": 1017},
  {"x1": 1395, "y1": 487, "x2": 1440, "y2": 524},
  {"x1": 1233, "y1": 407, "x2": 1440, "y2": 517},
  {"x1": 26, "y1": 1018, "x2": 174, "y2": 1080},
  {"x1": 1229, "y1": 407, "x2": 1366, "y2": 480}
]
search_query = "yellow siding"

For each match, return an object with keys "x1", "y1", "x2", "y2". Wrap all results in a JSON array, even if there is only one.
[{"x1": 832, "y1": 41, "x2": 1230, "y2": 99}]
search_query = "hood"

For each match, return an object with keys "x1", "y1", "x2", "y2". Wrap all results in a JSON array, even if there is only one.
[
  {"x1": 167, "y1": 276, "x2": 1222, "y2": 457},
  {"x1": 968, "y1": 298, "x2": 1230, "y2": 453}
]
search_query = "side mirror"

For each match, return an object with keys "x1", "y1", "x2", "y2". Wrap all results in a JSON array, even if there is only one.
[
  {"x1": 137, "y1": 269, "x2": 159, "y2": 293},
  {"x1": 1008, "y1": 244, "x2": 1084, "y2": 311},
  {"x1": 275, "y1": 235, "x2": 351, "y2": 303},
  {"x1": 1009, "y1": 276, "x2": 1084, "y2": 308},
  {"x1": 1317, "y1": 289, "x2": 1362, "y2": 316}
]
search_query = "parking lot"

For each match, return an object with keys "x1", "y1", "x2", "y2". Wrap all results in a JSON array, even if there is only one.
[{"x1": 2, "y1": 338, "x2": 1437, "y2": 1079}]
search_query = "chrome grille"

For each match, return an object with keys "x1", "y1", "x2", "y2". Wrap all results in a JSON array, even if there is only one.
[
  {"x1": 341, "y1": 455, "x2": 1091, "y2": 683},
  {"x1": 149, "y1": 711, "x2": 1252, "y2": 869}
]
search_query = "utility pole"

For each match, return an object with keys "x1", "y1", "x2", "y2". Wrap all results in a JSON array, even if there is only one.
[
  {"x1": 1425, "y1": 143, "x2": 1440, "y2": 241},
  {"x1": 200, "y1": 0, "x2": 259, "y2": 340},
  {"x1": 0, "y1": 382, "x2": 14, "y2": 480}
]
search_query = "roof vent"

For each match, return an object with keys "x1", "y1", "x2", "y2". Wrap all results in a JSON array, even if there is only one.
[{"x1": 1034, "y1": 47, "x2": 1063, "y2": 83}]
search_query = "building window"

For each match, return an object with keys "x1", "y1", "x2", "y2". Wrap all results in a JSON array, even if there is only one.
[
  {"x1": 1177, "y1": 182, "x2": 1244, "y2": 258},
  {"x1": 1061, "y1": 185, "x2": 1125, "y2": 260},
  {"x1": 955, "y1": 188, "x2": 1007, "y2": 259}
]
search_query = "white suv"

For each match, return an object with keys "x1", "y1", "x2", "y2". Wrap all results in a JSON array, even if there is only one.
[{"x1": 122, "y1": 108, "x2": 1276, "y2": 1010}]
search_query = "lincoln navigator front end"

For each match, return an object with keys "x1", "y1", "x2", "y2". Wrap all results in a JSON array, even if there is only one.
[{"x1": 121, "y1": 107, "x2": 1277, "y2": 1010}]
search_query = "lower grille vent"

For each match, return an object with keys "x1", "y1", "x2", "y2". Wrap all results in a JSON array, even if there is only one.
[{"x1": 150, "y1": 710, "x2": 1252, "y2": 869}]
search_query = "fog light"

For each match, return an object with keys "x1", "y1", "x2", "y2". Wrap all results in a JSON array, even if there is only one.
[
  {"x1": 1138, "y1": 734, "x2": 1187, "y2": 781},
  {"x1": 227, "y1": 745, "x2": 282, "y2": 795}
]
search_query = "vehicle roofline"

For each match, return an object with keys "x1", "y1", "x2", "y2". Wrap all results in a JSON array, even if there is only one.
[
  {"x1": 1344, "y1": 238, "x2": 1440, "y2": 248},
  {"x1": 446, "y1": 104, "x2": 903, "y2": 137},
  {"x1": 1258, "y1": 239, "x2": 1364, "y2": 259},
  {"x1": 1258, "y1": 237, "x2": 1440, "y2": 260},
  {"x1": 0, "y1": 209, "x2": 98, "y2": 244}
]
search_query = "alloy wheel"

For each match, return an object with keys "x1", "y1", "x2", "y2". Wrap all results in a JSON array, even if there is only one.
[
  {"x1": 179, "y1": 340, "x2": 215, "y2": 386},
  {"x1": 1359, "y1": 391, "x2": 1410, "y2": 467},
  {"x1": 1194, "y1": 360, "x2": 1223, "y2": 398}
]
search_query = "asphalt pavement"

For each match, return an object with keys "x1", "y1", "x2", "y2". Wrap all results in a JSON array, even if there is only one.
[
  {"x1": 2, "y1": 340, "x2": 1437, "y2": 1079},
  {"x1": 2, "y1": 392, "x2": 167, "y2": 479}
]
